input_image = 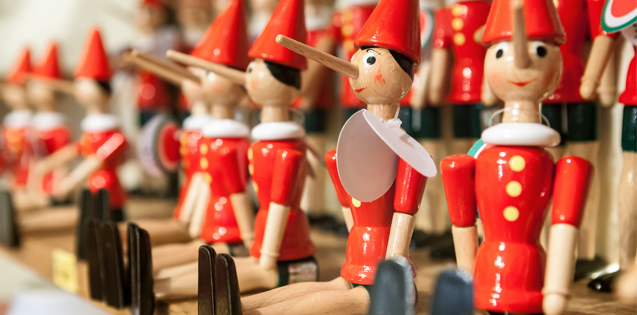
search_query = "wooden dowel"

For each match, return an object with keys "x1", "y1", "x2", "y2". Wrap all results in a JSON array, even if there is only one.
[
  {"x1": 259, "y1": 202, "x2": 291, "y2": 270},
  {"x1": 122, "y1": 53, "x2": 186, "y2": 86},
  {"x1": 26, "y1": 75, "x2": 75, "y2": 95},
  {"x1": 385, "y1": 213, "x2": 415, "y2": 259},
  {"x1": 276, "y1": 35, "x2": 359, "y2": 79},
  {"x1": 166, "y1": 50, "x2": 246, "y2": 85},
  {"x1": 451, "y1": 225, "x2": 478, "y2": 273},
  {"x1": 188, "y1": 179, "x2": 211, "y2": 238},
  {"x1": 230, "y1": 192, "x2": 255, "y2": 248},
  {"x1": 131, "y1": 50, "x2": 201, "y2": 84},
  {"x1": 512, "y1": 0, "x2": 531, "y2": 69}
]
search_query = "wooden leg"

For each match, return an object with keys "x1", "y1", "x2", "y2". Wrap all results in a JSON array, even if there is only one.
[
  {"x1": 133, "y1": 219, "x2": 191, "y2": 246},
  {"x1": 244, "y1": 285, "x2": 370, "y2": 315},
  {"x1": 236, "y1": 259, "x2": 278, "y2": 293},
  {"x1": 154, "y1": 269, "x2": 198, "y2": 300},
  {"x1": 151, "y1": 239, "x2": 207, "y2": 272},
  {"x1": 18, "y1": 205, "x2": 78, "y2": 233},
  {"x1": 301, "y1": 134, "x2": 327, "y2": 218},
  {"x1": 569, "y1": 141, "x2": 601, "y2": 260},
  {"x1": 618, "y1": 152, "x2": 636, "y2": 269},
  {"x1": 418, "y1": 139, "x2": 447, "y2": 234},
  {"x1": 242, "y1": 277, "x2": 351, "y2": 311}
]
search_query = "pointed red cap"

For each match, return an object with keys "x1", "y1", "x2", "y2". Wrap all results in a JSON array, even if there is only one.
[
  {"x1": 354, "y1": 0, "x2": 422, "y2": 64},
  {"x1": 34, "y1": 42, "x2": 61, "y2": 80},
  {"x1": 249, "y1": 0, "x2": 307, "y2": 70},
  {"x1": 142, "y1": 0, "x2": 166, "y2": 7},
  {"x1": 482, "y1": 0, "x2": 566, "y2": 45},
  {"x1": 191, "y1": 0, "x2": 250, "y2": 70},
  {"x1": 6, "y1": 47, "x2": 31, "y2": 85},
  {"x1": 74, "y1": 28, "x2": 111, "y2": 81}
]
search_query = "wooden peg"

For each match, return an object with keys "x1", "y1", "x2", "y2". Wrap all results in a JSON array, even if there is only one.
[
  {"x1": 230, "y1": 192, "x2": 256, "y2": 248},
  {"x1": 26, "y1": 75, "x2": 75, "y2": 95},
  {"x1": 275, "y1": 35, "x2": 359, "y2": 79},
  {"x1": 166, "y1": 50, "x2": 246, "y2": 85},
  {"x1": 512, "y1": 0, "x2": 531, "y2": 69},
  {"x1": 122, "y1": 53, "x2": 187, "y2": 86},
  {"x1": 131, "y1": 50, "x2": 201, "y2": 83}
]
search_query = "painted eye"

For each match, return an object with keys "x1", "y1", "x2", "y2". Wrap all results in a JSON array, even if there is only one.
[
  {"x1": 532, "y1": 41, "x2": 547, "y2": 58},
  {"x1": 494, "y1": 42, "x2": 509, "y2": 59},
  {"x1": 247, "y1": 64, "x2": 254, "y2": 73},
  {"x1": 364, "y1": 52, "x2": 376, "y2": 65},
  {"x1": 206, "y1": 71, "x2": 216, "y2": 81}
]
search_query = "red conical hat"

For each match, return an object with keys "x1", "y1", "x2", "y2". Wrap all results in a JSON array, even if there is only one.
[
  {"x1": 74, "y1": 28, "x2": 111, "y2": 81},
  {"x1": 353, "y1": 0, "x2": 422, "y2": 64},
  {"x1": 191, "y1": 0, "x2": 250, "y2": 70},
  {"x1": 482, "y1": 0, "x2": 565, "y2": 45},
  {"x1": 248, "y1": 0, "x2": 307, "y2": 70},
  {"x1": 34, "y1": 42, "x2": 61, "y2": 80},
  {"x1": 6, "y1": 47, "x2": 31, "y2": 85}
]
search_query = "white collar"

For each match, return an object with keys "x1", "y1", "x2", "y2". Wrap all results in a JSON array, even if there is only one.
[
  {"x1": 31, "y1": 112, "x2": 66, "y2": 130},
  {"x1": 481, "y1": 123, "x2": 560, "y2": 147},
  {"x1": 3, "y1": 110, "x2": 33, "y2": 128},
  {"x1": 81, "y1": 113, "x2": 119, "y2": 132},
  {"x1": 202, "y1": 119, "x2": 249, "y2": 139},
  {"x1": 183, "y1": 114, "x2": 212, "y2": 131},
  {"x1": 305, "y1": 7, "x2": 333, "y2": 31},
  {"x1": 251, "y1": 121, "x2": 305, "y2": 141}
]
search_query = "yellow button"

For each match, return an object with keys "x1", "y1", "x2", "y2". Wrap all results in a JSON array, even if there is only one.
[
  {"x1": 342, "y1": 10, "x2": 353, "y2": 22},
  {"x1": 200, "y1": 143, "x2": 208, "y2": 154},
  {"x1": 503, "y1": 206, "x2": 520, "y2": 222},
  {"x1": 344, "y1": 40, "x2": 355, "y2": 53},
  {"x1": 203, "y1": 173, "x2": 212, "y2": 183},
  {"x1": 453, "y1": 33, "x2": 466, "y2": 46},
  {"x1": 451, "y1": 4, "x2": 465, "y2": 16},
  {"x1": 452, "y1": 18, "x2": 464, "y2": 31},
  {"x1": 200, "y1": 157, "x2": 209, "y2": 169},
  {"x1": 509, "y1": 155, "x2": 526, "y2": 172},
  {"x1": 506, "y1": 181, "x2": 522, "y2": 197},
  {"x1": 342, "y1": 24, "x2": 354, "y2": 37},
  {"x1": 248, "y1": 164, "x2": 254, "y2": 175},
  {"x1": 247, "y1": 148, "x2": 253, "y2": 161},
  {"x1": 351, "y1": 198, "x2": 361, "y2": 208}
]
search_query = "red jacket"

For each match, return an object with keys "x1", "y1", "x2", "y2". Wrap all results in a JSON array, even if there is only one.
[
  {"x1": 2, "y1": 110, "x2": 34, "y2": 188},
  {"x1": 32, "y1": 113, "x2": 72, "y2": 195},
  {"x1": 325, "y1": 149, "x2": 426, "y2": 285},
  {"x1": 441, "y1": 147, "x2": 592, "y2": 313}
]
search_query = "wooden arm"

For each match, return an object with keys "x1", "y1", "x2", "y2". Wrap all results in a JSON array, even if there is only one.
[
  {"x1": 598, "y1": 47, "x2": 618, "y2": 107},
  {"x1": 385, "y1": 213, "x2": 415, "y2": 259},
  {"x1": 426, "y1": 48, "x2": 450, "y2": 105},
  {"x1": 342, "y1": 206, "x2": 353, "y2": 232},
  {"x1": 55, "y1": 155, "x2": 103, "y2": 198},
  {"x1": 35, "y1": 144, "x2": 80, "y2": 175},
  {"x1": 298, "y1": 35, "x2": 337, "y2": 110},
  {"x1": 580, "y1": 36, "x2": 616, "y2": 100},
  {"x1": 230, "y1": 192, "x2": 255, "y2": 248},
  {"x1": 543, "y1": 223, "x2": 578, "y2": 315},
  {"x1": 452, "y1": 225, "x2": 478, "y2": 272},
  {"x1": 259, "y1": 202, "x2": 291, "y2": 270},
  {"x1": 188, "y1": 180, "x2": 211, "y2": 239},
  {"x1": 178, "y1": 173, "x2": 205, "y2": 223}
]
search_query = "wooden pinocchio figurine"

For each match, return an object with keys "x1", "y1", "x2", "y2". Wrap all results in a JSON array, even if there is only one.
[
  {"x1": 441, "y1": 1, "x2": 593, "y2": 314},
  {"x1": 199, "y1": 0, "x2": 437, "y2": 313},
  {"x1": 176, "y1": 0, "x2": 213, "y2": 52},
  {"x1": 578, "y1": 0, "x2": 636, "y2": 293},
  {"x1": 543, "y1": 0, "x2": 620, "y2": 279},
  {"x1": 1, "y1": 47, "x2": 34, "y2": 190},
  {"x1": 162, "y1": 0, "x2": 317, "y2": 296},
  {"x1": 37, "y1": 28, "x2": 128, "y2": 220}
]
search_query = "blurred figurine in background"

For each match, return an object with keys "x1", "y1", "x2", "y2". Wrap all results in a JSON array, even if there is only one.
[
  {"x1": 1, "y1": 48, "x2": 34, "y2": 190},
  {"x1": 248, "y1": 0, "x2": 279, "y2": 43},
  {"x1": 579, "y1": 0, "x2": 637, "y2": 293},
  {"x1": 441, "y1": 0, "x2": 593, "y2": 314},
  {"x1": 542, "y1": 0, "x2": 619, "y2": 279},
  {"x1": 176, "y1": 0, "x2": 213, "y2": 52}
]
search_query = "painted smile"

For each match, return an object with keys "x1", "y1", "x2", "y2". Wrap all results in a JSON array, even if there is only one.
[
  {"x1": 355, "y1": 87, "x2": 366, "y2": 93},
  {"x1": 508, "y1": 79, "x2": 536, "y2": 87}
]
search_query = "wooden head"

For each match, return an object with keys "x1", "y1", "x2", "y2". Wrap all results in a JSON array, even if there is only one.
[
  {"x1": 349, "y1": 48, "x2": 413, "y2": 106},
  {"x1": 483, "y1": 0, "x2": 562, "y2": 123},
  {"x1": 1, "y1": 84, "x2": 30, "y2": 111},
  {"x1": 187, "y1": 66, "x2": 246, "y2": 119},
  {"x1": 245, "y1": 59, "x2": 300, "y2": 109},
  {"x1": 27, "y1": 80, "x2": 58, "y2": 112},
  {"x1": 136, "y1": 1, "x2": 168, "y2": 34},
  {"x1": 73, "y1": 78, "x2": 111, "y2": 115}
]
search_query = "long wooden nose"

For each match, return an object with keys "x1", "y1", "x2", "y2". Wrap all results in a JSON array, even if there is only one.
[
  {"x1": 166, "y1": 50, "x2": 246, "y2": 86},
  {"x1": 276, "y1": 35, "x2": 359, "y2": 79},
  {"x1": 512, "y1": 0, "x2": 531, "y2": 69}
]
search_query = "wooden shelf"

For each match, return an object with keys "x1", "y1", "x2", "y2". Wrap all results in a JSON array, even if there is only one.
[{"x1": 1, "y1": 199, "x2": 635, "y2": 314}]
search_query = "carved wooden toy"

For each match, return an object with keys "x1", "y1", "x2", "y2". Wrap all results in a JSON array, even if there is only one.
[
  {"x1": 578, "y1": 0, "x2": 636, "y2": 293},
  {"x1": 197, "y1": 0, "x2": 438, "y2": 313},
  {"x1": 294, "y1": 0, "x2": 339, "y2": 229},
  {"x1": 37, "y1": 28, "x2": 128, "y2": 221},
  {"x1": 1, "y1": 47, "x2": 34, "y2": 191},
  {"x1": 440, "y1": 1, "x2": 593, "y2": 314},
  {"x1": 164, "y1": 0, "x2": 318, "y2": 297},
  {"x1": 541, "y1": 0, "x2": 621, "y2": 279}
]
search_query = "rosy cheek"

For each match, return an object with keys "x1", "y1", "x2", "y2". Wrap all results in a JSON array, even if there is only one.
[
  {"x1": 249, "y1": 78, "x2": 258, "y2": 91},
  {"x1": 373, "y1": 72, "x2": 384, "y2": 84},
  {"x1": 487, "y1": 72, "x2": 500, "y2": 87}
]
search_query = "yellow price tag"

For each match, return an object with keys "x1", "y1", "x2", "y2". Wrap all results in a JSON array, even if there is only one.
[{"x1": 52, "y1": 249, "x2": 78, "y2": 293}]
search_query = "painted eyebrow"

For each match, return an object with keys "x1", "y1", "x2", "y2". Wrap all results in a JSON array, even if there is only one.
[{"x1": 365, "y1": 48, "x2": 379, "y2": 55}]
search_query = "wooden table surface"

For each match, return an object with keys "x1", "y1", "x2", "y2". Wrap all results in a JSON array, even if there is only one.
[{"x1": 1, "y1": 198, "x2": 635, "y2": 315}]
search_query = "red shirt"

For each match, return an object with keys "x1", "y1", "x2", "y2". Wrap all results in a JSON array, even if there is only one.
[
  {"x1": 34, "y1": 125, "x2": 72, "y2": 194},
  {"x1": 433, "y1": 1, "x2": 490, "y2": 104},
  {"x1": 198, "y1": 137, "x2": 250, "y2": 244},
  {"x1": 619, "y1": 45, "x2": 637, "y2": 105},
  {"x1": 80, "y1": 129, "x2": 128, "y2": 209},
  {"x1": 333, "y1": 5, "x2": 376, "y2": 108},
  {"x1": 441, "y1": 147, "x2": 592, "y2": 313},
  {"x1": 174, "y1": 129, "x2": 204, "y2": 219},
  {"x1": 249, "y1": 139, "x2": 315, "y2": 261},
  {"x1": 325, "y1": 149, "x2": 426, "y2": 285},
  {"x1": 137, "y1": 70, "x2": 170, "y2": 112},
  {"x1": 2, "y1": 126, "x2": 32, "y2": 187}
]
